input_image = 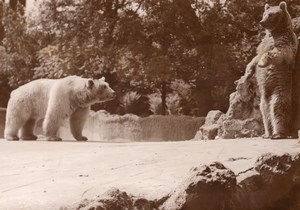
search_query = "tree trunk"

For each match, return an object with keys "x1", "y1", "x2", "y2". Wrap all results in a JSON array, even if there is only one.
[{"x1": 161, "y1": 81, "x2": 167, "y2": 115}]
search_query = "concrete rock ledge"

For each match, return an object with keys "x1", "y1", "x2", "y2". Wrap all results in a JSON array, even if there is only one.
[
  {"x1": 60, "y1": 112, "x2": 204, "y2": 141},
  {"x1": 65, "y1": 152, "x2": 300, "y2": 210}
]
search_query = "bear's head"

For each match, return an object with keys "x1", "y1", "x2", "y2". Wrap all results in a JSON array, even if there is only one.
[
  {"x1": 85, "y1": 77, "x2": 116, "y2": 104},
  {"x1": 260, "y1": 1, "x2": 292, "y2": 32}
]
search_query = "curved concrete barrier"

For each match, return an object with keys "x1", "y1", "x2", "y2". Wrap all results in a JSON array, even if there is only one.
[{"x1": 0, "y1": 108, "x2": 204, "y2": 141}]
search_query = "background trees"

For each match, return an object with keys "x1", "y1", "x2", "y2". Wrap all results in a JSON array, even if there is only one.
[{"x1": 1, "y1": 0, "x2": 300, "y2": 115}]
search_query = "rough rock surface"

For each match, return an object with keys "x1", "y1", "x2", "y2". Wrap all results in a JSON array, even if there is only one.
[
  {"x1": 194, "y1": 110, "x2": 224, "y2": 140},
  {"x1": 196, "y1": 74, "x2": 264, "y2": 140},
  {"x1": 66, "y1": 153, "x2": 300, "y2": 210},
  {"x1": 160, "y1": 162, "x2": 236, "y2": 210},
  {"x1": 292, "y1": 17, "x2": 300, "y2": 134},
  {"x1": 232, "y1": 153, "x2": 300, "y2": 210},
  {"x1": 63, "y1": 188, "x2": 159, "y2": 210},
  {"x1": 195, "y1": 65, "x2": 264, "y2": 140}
]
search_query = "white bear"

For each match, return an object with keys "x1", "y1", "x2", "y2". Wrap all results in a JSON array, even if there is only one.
[{"x1": 4, "y1": 76, "x2": 116, "y2": 141}]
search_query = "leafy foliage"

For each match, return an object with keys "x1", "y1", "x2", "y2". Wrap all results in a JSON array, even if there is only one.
[
  {"x1": 1, "y1": 2, "x2": 38, "y2": 87},
  {"x1": 167, "y1": 93, "x2": 182, "y2": 115},
  {"x1": 2, "y1": 0, "x2": 300, "y2": 115},
  {"x1": 120, "y1": 91, "x2": 141, "y2": 114},
  {"x1": 148, "y1": 92, "x2": 162, "y2": 115}
]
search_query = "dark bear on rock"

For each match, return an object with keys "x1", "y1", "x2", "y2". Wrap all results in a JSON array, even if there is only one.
[{"x1": 245, "y1": 1, "x2": 298, "y2": 139}]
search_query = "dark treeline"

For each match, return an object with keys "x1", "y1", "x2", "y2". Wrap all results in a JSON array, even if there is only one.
[{"x1": 1, "y1": 0, "x2": 300, "y2": 116}]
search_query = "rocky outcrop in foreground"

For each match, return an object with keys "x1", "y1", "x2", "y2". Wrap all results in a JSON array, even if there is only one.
[
  {"x1": 62, "y1": 188, "x2": 160, "y2": 210},
  {"x1": 65, "y1": 153, "x2": 300, "y2": 210}
]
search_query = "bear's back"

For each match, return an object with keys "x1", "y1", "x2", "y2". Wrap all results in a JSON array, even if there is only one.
[
  {"x1": 11, "y1": 78, "x2": 55, "y2": 98},
  {"x1": 10, "y1": 79, "x2": 57, "y2": 119}
]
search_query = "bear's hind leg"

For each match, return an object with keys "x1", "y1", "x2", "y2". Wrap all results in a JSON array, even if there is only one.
[
  {"x1": 270, "y1": 93, "x2": 291, "y2": 139},
  {"x1": 20, "y1": 118, "x2": 37, "y2": 140},
  {"x1": 260, "y1": 98, "x2": 273, "y2": 138},
  {"x1": 4, "y1": 112, "x2": 24, "y2": 141},
  {"x1": 4, "y1": 126, "x2": 20, "y2": 141},
  {"x1": 70, "y1": 107, "x2": 89, "y2": 141}
]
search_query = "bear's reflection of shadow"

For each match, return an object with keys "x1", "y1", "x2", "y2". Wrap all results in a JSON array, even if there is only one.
[{"x1": 23, "y1": 138, "x2": 128, "y2": 144}]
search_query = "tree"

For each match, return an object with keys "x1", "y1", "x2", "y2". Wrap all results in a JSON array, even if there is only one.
[
  {"x1": 0, "y1": 1, "x2": 4, "y2": 42},
  {"x1": 1, "y1": 2, "x2": 38, "y2": 88},
  {"x1": 4, "y1": 0, "x2": 300, "y2": 115}
]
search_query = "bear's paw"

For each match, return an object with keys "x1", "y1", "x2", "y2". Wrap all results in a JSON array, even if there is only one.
[{"x1": 75, "y1": 136, "x2": 88, "y2": 141}]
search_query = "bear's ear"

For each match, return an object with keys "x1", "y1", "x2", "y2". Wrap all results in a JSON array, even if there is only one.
[
  {"x1": 264, "y1": 3, "x2": 270, "y2": 10},
  {"x1": 87, "y1": 79, "x2": 94, "y2": 89},
  {"x1": 279, "y1": 1, "x2": 287, "y2": 11},
  {"x1": 99, "y1": 77, "x2": 105, "y2": 82}
]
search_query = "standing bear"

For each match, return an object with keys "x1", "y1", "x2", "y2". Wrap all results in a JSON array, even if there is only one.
[
  {"x1": 245, "y1": 1, "x2": 298, "y2": 139},
  {"x1": 4, "y1": 76, "x2": 116, "y2": 141}
]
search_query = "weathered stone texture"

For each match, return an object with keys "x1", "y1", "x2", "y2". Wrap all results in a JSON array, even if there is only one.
[{"x1": 66, "y1": 153, "x2": 300, "y2": 210}]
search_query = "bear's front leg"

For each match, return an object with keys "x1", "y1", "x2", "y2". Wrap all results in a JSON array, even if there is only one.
[
  {"x1": 43, "y1": 107, "x2": 65, "y2": 141},
  {"x1": 244, "y1": 55, "x2": 260, "y2": 80},
  {"x1": 70, "y1": 107, "x2": 89, "y2": 141},
  {"x1": 258, "y1": 50, "x2": 278, "y2": 68}
]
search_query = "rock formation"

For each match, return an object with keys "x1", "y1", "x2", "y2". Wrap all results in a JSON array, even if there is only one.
[
  {"x1": 194, "y1": 74, "x2": 264, "y2": 140},
  {"x1": 63, "y1": 188, "x2": 160, "y2": 210},
  {"x1": 292, "y1": 17, "x2": 300, "y2": 136},
  {"x1": 65, "y1": 152, "x2": 300, "y2": 210},
  {"x1": 160, "y1": 162, "x2": 236, "y2": 210}
]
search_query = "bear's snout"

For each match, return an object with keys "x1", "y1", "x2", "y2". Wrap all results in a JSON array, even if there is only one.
[
  {"x1": 260, "y1": 19, "x2": 266, "y2": 26},
  {"x1": 110, "y1": 90, "x2": 117, "y2": 99},
  {"x1": 111, "y1": 90, "x2": 116, "y2": 98},
  {"x1": 105, "y1": 88, "x2": 116, "y2": 100}
]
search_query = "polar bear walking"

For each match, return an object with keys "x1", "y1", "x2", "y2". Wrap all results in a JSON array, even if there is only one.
[{"x1": 4, "y1": 76, "x2": 116, "y2": 141}]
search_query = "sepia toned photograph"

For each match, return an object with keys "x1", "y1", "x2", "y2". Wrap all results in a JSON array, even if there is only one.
[{"x1": 0, "y1": 0, "x2": 300, "y2": 209}]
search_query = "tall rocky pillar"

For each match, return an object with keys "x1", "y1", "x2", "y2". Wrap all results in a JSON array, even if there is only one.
[
  {"x1": 194, "y1": 71, "x2": 264, "y2": 140},
  {"x1": 292, "y1": 18, "x2": 300, "y2": 136}
]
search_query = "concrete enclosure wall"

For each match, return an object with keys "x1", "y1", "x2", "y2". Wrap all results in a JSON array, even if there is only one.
[
  {"x1": 59, "y1": 112, "x2": 204, "y2": 141},
  {"x1": 0, "y1": 109, "x2": 205, "y2": 141}
]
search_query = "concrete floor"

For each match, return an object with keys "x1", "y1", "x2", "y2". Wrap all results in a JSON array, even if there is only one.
[{"x1": 0, "y1": 138, "x2": 299, "y2": 210}]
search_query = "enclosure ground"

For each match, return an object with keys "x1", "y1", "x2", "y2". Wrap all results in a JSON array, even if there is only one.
[{"x1": 0, "y1": 138, "x2": 299, "y2": 210}]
